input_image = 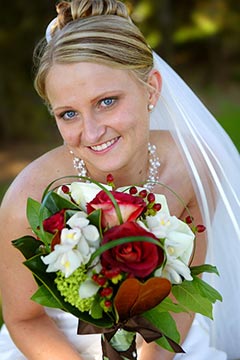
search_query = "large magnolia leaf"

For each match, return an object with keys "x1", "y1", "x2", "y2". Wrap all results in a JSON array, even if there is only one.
[
  {"x1": 31, "y1": 285, "x2": 63, "y2": 308},
  {"x1": 43, "y1": 191, "x2": 80, "y2": 214},
  {"x1": 12, "y1": 236, "x2": 43, "y2": 259},
  {"x1": 114, "y1": 277, "x2": 171, "y2": 321}
]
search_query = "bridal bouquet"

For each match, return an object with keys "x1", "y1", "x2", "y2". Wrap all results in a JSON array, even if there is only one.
[{"x1": 13, "y1": 175, "x2": 221, "y2": 359}]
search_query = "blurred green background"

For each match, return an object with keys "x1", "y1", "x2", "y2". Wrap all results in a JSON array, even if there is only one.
[{"x1": 0, "y1": 0, "x2": 239, "y2": 329}]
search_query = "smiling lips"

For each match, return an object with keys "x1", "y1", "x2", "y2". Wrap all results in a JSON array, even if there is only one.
[{"x1": 89, "y1": 137, "x2": 119, "y2": 152}]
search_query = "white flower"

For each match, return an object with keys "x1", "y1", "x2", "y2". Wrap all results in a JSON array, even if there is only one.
[
  {"x1": 67, "y1": 212, "x2": 100, "y2": 263},
  {"x1": 67, "y1": 211, "x2": 89, "y2": 228},
  {"x1": 41, "y1": 244, "x2": 83, "y2": 278},
  {"x1": 69, "y1": 182, "x2": 111, "y2": 210},
  {"x1": 78, "y1": 263, "x2": 102, "y2": 299},
  {"x1": 146, "y1": 210, "x2": 195, "y2": 284},
  {"x1": 155, "y1": 258, "x2": 192, "y2": 284},
  {"x1": 61, "y1": 228, "x2": 82, "y2": 246},
  {"x1": 154, "y1": 194, "x2": 170, "y2": 215},
  {"x1": 41, "y1": 212, "x2": 100, "y2": 277},
  {"x1": 79, "y1": 278, "x2": 100, "y2": 299}
]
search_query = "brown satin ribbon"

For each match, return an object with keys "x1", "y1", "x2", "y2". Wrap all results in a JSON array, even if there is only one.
[{"x1": 77, "y1": 315, "x2": 184, "y2": 359}]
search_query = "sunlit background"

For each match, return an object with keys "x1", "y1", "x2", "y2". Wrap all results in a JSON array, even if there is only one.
[{"x1": 0, "y1": 0, "x2": 239, "y2": 328}]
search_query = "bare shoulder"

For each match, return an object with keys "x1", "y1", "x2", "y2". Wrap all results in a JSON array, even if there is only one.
[
  {"x1": 1, "y1": 145, "x2": 74, "y2": 207},
  {"x1": 0, "y1": 145, "x2": 74, "y2": 321}
]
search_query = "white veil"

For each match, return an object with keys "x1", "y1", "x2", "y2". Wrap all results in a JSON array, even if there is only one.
[{"x1": 151, "y1": 52, "x2": 240, "y2": 358}]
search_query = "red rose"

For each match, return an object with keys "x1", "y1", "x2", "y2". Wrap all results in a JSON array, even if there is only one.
[
  {"x1": 43, "y1": 209, "x2": 66, "y2": 234},
  {"x1": 101, "y1": 222, "x2": 164, "y2": 278},
  {"x1": 87, "y1": 190, "x2": 145, "y2": 228}
]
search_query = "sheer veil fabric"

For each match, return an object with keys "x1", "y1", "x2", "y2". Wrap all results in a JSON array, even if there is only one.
[{"x1": 151, "y1": 52, "x2": 240, "y2": 358}]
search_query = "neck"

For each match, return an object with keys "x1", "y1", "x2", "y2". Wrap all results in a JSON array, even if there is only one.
[
  {"x1": 70, "y1": 142, "x2": 160, "y2": 190},
  {"x1": 87, "y1": 153, "x2": 149, "y2": 189}
]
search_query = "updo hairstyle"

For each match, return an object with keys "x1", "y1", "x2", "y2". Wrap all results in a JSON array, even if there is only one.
[{"x1": 34, "y1": 0, "x2": 154, "y2": 102}]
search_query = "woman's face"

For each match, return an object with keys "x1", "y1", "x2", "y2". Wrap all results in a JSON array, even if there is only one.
[{"x1": 46, "y1": 62, "x2": 157, "y2": 178}]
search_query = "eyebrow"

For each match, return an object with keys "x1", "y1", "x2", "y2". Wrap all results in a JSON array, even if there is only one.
[{"x1": 53, "y1": 90, "x2": 123, "y2": 112}]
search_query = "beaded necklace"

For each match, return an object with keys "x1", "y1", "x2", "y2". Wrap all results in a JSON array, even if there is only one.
[{"x1": 70, "y1": 142, "x2": 160, "y2": 191}]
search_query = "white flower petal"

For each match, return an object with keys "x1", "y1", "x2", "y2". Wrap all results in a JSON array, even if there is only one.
[
  {"x1": 163, "y1": 258, "x2": 193, "y2": 284},
  {"x1": 67, "y1": 212, "x2": 89, "y2": 229},
  {"x1": 79, "y1": 279, "x2": 100, "y2": 299},
  {"x1": 70, "y1": 182, "x2": 111, "y2": 210},
  {"x1": 61, "y1": 228, "x2": 81, "y2": 246},
  {"x1": 77, "y1": 236, "x2": 91, "y2": 256},
  {"x1": 60, "y1": 249, "x2": 83, "y2": 277},
  {"x1": 82, "y1": 225, "x2": 99, "y2": 242}
]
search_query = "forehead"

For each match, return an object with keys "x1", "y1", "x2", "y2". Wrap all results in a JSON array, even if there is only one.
[
  {"x1": 45, "y1": 62, "x2": 145, "y2": 107},
  {"x1": 46, "y1": 62, "x2": 138, "y2": 92}
]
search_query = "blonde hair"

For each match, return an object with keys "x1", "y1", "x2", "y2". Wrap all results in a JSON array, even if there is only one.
[{"x1": 34, "y1": 0, "x2": 153, "y2": 101}]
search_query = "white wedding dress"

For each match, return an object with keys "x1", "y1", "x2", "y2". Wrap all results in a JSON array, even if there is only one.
[{"x1": 0, "y1": 308, "x2": 227, "y2": 359}]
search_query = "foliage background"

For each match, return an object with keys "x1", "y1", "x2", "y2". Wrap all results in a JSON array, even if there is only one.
[{"x1": 0, "y1": 0, "x2": 239, "y2": 328}]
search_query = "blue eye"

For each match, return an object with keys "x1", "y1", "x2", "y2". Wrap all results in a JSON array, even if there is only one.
[
  {"x1": 61, "y1": 110, "x2": 77, "y2": 120},
  {"x1": 100, "y1": 98, "x2": 116, "y2": 108}
]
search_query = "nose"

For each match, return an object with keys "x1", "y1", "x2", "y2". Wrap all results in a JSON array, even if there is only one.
[{"x1": 81, "y1": 113, "x2": 106, "y2": 144}]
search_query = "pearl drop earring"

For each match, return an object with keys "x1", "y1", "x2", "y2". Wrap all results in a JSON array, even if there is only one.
[{"x1": 148, "y1": 104, "x2": 154, "y2": 112}]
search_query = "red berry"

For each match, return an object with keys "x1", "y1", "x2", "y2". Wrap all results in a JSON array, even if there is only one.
[
  {"x1": 147, "y1": 193, "x2": 155, "y2": 203},
  {"x1": 185, "y1": 215, "x2": 194, "y2": 224},
  {"x1": 196, "y1": 224, "x2": 206, "y2": 233},
  {"x1": 139, "y1": 189, "x2": 147, "y2": 198},
  {"x1": 92, "y1": 274, "x2": 99, "y2": 282},
  {"x1": 104, "y1": 300, "x2": 112, "y2": 308},
  {"x1": 106, "y1": 174, "x2": 114, "y2": 183},
  {"x1": 92, "y1": 274, "x2": 107, "y2": 286},
  {"x1": 62, "y1": 185, "x2": 70, "y2": 194},
  {"x1": 153, "y1": 203, "x2": 162, "y2": 211},
  {"x1": 102, "y1": 267, "x2": 121, "y2": 279},
  {"x1": 100, "y1": 287, "x2": 113, "y2": 297},
  {"x1": 96, "y1": 276, "x2": 107, "y2": 286},
  {"x1": 129, "y1": 186, "x2": 138, "y2": 195}
]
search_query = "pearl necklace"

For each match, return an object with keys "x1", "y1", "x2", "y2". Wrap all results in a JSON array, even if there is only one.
[{"x1": 70, "y1": 142, "x2": 160, "y2": 191}]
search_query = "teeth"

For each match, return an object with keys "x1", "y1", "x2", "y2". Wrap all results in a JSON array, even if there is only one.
[{"x1": 91, "y1": 138, "x2": 117, "y2": 152}]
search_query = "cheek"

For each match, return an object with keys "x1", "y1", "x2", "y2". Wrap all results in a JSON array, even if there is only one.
[
  {"x1": 55, "y1": 121, "x2": 81, "y2": 146},
  {"x1": 116, "y1": 102, "x2": 149, "y2": 132}
]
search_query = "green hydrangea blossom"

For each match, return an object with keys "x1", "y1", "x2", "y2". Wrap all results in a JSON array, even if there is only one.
[{"x1": 55, "y1": 265, "x2": 95, "y2": 312}]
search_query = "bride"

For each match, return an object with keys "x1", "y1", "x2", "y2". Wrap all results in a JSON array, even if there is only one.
[{"x1": 0, "y1": 0, "x2": 239, "y2": 359}]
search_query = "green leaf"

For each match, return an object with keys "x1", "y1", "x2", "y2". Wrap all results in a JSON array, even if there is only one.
[
  {"x1": 144, "y1": 310, "x2": 180, "y2": 352},
  {"x1": 31, "y1": 285, "x2": 63, "y2": 308},
  {"x1": 190, "y1": 264, "x2": 219, "y2": 276},
  {"x1": 27, "y1": 197, "x2": 51, "y2": 232},
  {"x1": 172, "y1": 280, "x2": 214, "y2": 319},
  {"x1": 90, "y1": 295, "x2": 103, "y2": 319},
  {"x1": 87, "y1": 209, "x2": 103, "y2": 237},
  {"x1": 12, "y1": 235, "x2": 42, "y2": 259},
  {"x1": 190, "y1": 276, "x2": 222, "y2": 303},
  {"x1": 157, "y1": 297, "x2": 188, "y2": 314},
  {"x1": 42, "y1": 191, "x2": 80, "y2": 214}
]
